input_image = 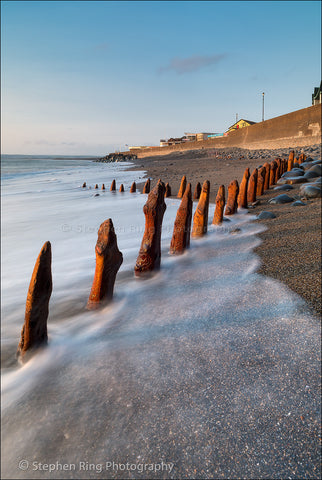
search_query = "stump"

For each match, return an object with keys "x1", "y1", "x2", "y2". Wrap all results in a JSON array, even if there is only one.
[
  {"x1": 170, "y1": 183, "x2": 192, "y2": 254},
  {"x1": 134, "y1": 181, "x2": 166, "y2": 275},
  {"x1": 237, "y1": 168, "x2": 250, "y2": 209},
  {"x1": 17, "y1": 241, "x2": 52, "y2": 362},
  {"x1": 225, "y1": 180, "x2": 239, "y2": 215},
  {"x1": 212, "y1": 185, "x2": 225, "y2": 225},
  {"x1": 177, "y1": 175, "x2": 187, "y2": 199},
  {"x1": 87, "y1": 219, "x2": 123, "y2": 310},
  {"x1": 191, "y1": 180, "x2": 210, "y2": 236},
  {"x1": 193, "y1": 182, "x2": 201, "y2": 200}
]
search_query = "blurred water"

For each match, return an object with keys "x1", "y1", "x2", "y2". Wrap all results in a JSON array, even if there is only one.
[{"x1": 1, "y1": 156, "x2": 320, "y2": 479}]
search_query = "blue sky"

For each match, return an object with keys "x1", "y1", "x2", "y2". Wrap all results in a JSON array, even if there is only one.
[{"x1": 1, "y1": 1, "x2": 321, "y2": 155}]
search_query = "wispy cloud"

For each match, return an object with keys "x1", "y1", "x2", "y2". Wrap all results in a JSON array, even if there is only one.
[{"x1": 158, "y1": 54, "x2": 227, "y2": 74}]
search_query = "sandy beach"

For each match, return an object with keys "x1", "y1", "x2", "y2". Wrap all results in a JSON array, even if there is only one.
[{"x1": 128, "y1": 145, "x2": 321, "y2": 317}]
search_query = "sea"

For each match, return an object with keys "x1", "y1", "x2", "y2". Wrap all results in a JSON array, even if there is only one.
[{"x1": 1, "y1": 155, "x2": 321, "y2": 479}]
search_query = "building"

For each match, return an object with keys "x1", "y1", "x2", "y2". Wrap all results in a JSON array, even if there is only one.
[
  {"x1": 226, "y1": 119, "x2": 256, "y2": 133},
  {"x1": 312, "y1": 81, "x2": 322, "y2": 105}
]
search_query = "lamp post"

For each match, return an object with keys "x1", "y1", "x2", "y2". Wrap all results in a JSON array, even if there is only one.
[{"x1": 262, "y1": 92, "x2": 265, "y2": 122}]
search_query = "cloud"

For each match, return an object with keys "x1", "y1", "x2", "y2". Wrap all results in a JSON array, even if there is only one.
[{"x1": 158, "y1": 54, "x2": 227, "y2": 74}]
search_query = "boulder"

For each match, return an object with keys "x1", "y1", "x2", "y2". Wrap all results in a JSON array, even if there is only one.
[
  {"x1": 257, "y1": 211, "x2": 276, "y2": 219},
  {"x1": 213, "y1": 185, "x2": 225, "y2": 225},
  {"x1": 300, "y1": 185, "x2": 322, "y2": 199},
  {"x1": 292, "y1": 200, "x2": 307, "y2": 206},
  {"x1": 237, "y1": 168, "x2": 250, "y2": 209},
  {"x1": 17, "y1": 241, "x2": 52, "y2": 362},
  {"x1": 87, "y1": 219, "x2": 123, "y2": 310},
  {"x1": 282, "y1": 169, "x2": 304, "y2": 178},
  {"x1": 268, "y1": 194, "x2": 295, "y2": 204},
  {"x1": 274, "y1": 184, "x2": 294, "y2": 191},
  {"x1": 224, "y1": 180, "x2": 239, "y2": 215},
  {"x1": 192, "y1": 180, "x2": 210, "y2": 236},
  {"x1": 134, "y1": 181, "x2": 167, "y2": 275},
  {"x1": 170, "y1": 183, "x2": 192, "y2": 254}
]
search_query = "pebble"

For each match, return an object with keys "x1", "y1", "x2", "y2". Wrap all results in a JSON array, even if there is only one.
[
  {"x1": 268, "y1": 194, "x2": 295, "y2": 204},
  {"x1": 257, "y1": 211, "x2": 277, "y2": 219}
]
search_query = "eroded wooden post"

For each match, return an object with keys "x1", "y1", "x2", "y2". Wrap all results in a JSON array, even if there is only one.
[
  {"x1": 287, "y1": 151, "x2": 294, "y2": 171},
  {"x1": 87, "y1": 219, "x2": 123, "y2": 310},
  {"x1": 191, "y1": 180, "x2": 210, "y2": 236},
  {"x1": 119, "y1": 184, "x2": 124, "y2": 192},
  {"x1": 212, "y1": 185, "x2": 225, "y2": 225},
  {"x1": 142, "y1": 178, "x2": 150, "y2": 194},
  {"x1": 170, "y1": 183, "x2": 192, "y2": 254},
  {"x1": 134, "y1": 181, "x2": 166, "y2": 275},
  {"x1": 165, "y1": 183, "x2": 172, "y2": 197},
  {"x1": 257, "y1": 167, "x2": 266, "y2": 197},
  {"x1": 193, "y1": 182, "x2": 201, "y2": 200},
  {"x1": 177, "y1": 175, "x2": 187, "y2": 199},
  {"x1": 110, "y1": 180, "x2": 116, "y2": 191},
  {"x1": 224, "y1": 180, "x2": 239, "y2": 215},
  {"x1": 237, "y1": 168, "x2": 250, "y2": 209},
  {"x1": 263, "y1": 162, "x2": 270, "y2": 191},
  {"x1": 130, "y1": 182, "x2": 136, "y2": 193},
  {"x1": 17, "y1": 241, "x2": 52, "y2": 362},
  {"x1": 269, "y1": 161, "x2": 277, "y2": 186}
]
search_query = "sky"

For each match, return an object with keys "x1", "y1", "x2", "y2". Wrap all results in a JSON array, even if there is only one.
[{"x1": 1, "y1": 0, "x2": 321, "y2": 155}]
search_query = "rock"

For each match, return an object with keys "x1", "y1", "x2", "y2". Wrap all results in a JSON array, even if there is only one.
[
  {"x1": 119, "y1": 184, "x2": 124, "y2": 192},
  {"x1": 230, "y1": 228, "x2": 241, "y2": 234},
  {"x1": 308, "y1": 164, "x2": 322, "y2": 176},
  {"x1": 17, "y1": 241, "x2": 52, "y2": 362},
  {"x1": 274, "y1": 184, "x2": 294, "y2": 191},
  {"x1": 82, "y1": 182, "x2": 86, "y2": 188},
  {"x1": 134, "y1": 181, "x2": 167, "y2": 275},
  {"x1": 191, "y1": 180, "x2": 210, "y2": 236},
  {"x1": 101, "y1": 184, "x2": 105, "y2": 190},
  {"x1": 94, "y1": 194, "x2": 100, "y2": 197},
  {"x1": 177, "y1": 175, "x2": 187, "y2": 198},
  {"x1": 87, "y1": 219, "x2": 123, "y2": 310},
  {"x1": 247, "y1": 168, "x2": 258, "y2": 203},
  {"x1": 130, "y1": 182, "x2": 136, "y2": 193},
  {"x1": 237, "y1": 168, "x2": 250, "y2": 209},
  {"x1": 193, "y1": 182, "x2": 201, "y2": 200},
  {"x1": 257, "y1": 166, "x2": 266, "y2": 196},
  {"x1": 213, "y1": 185, "x2": 225, "y2": 225},
  {"x1": 165, "y1": 183, "x2": 172, "y2": 197},
  {"x1": 257, "y1": 211, "x2": 276, "y2": 219},
  {"x1": 304, "y1": 171, "x2": 320, "y2": 179},
  {"x1": 224, "y1": 180, "x2": 239, "y2": 215},
  {"x1": 142, "y1": 178, "x2": 150, "y2": 194},
  {"x1": 287, "y1": 150, "x2": 295, "y2": 171},
  {"x1": 292, "y1": 200, "x2": 307, "y2": 206},
  {"x1": 300, "y1": 185, "x2": 322, "y2": 198},
  {"x1": 170, "y1": 183, "x2": 192, "y2": 254},
  {"x1": 110, "y1": 180, "x2": 116, "y2": 191},
  {"x1": 282, "y1": 169, "x2": 304, "y2": 178},
  {"x1": 263, "y1": 162, "x2": 270, "y2": 191},
  {"x1": 268, "y1": 194, "x2": 295, "y2": 204},
  {"x1": 313, "y1": 177, "x2": 322, "y2": 185}
]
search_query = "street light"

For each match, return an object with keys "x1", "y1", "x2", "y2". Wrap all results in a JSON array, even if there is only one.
[{"x1": 262, "y1": 92, "x2": 265, "y2": 122}]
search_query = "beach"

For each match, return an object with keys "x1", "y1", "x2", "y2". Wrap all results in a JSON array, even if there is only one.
[{"x1": 128, "y1": 144, "x2": 322, "y2": 318}]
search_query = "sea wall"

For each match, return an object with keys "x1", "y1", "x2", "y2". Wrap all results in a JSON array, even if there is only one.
[{"x1": 131, "y1": 104, "x2": 321, "y2": 158}]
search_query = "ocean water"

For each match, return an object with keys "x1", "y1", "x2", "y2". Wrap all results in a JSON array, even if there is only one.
[{"x1": 1, "y1": 155, "x2": 321, "y2": 479}]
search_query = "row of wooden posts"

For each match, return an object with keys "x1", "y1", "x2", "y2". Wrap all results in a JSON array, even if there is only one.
[{"x1": 17, "y1": 150, "x2": 305, "y2": 362}]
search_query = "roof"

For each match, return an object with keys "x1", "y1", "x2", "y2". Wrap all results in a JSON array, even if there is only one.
[{"x1": 227, "y1": 119, "x2": 256, "y2": 130}]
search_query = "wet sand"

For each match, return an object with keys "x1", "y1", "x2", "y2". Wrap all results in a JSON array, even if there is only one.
[{"x1": 128, "y1": 145, "x2": 321, "y2": 317}]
